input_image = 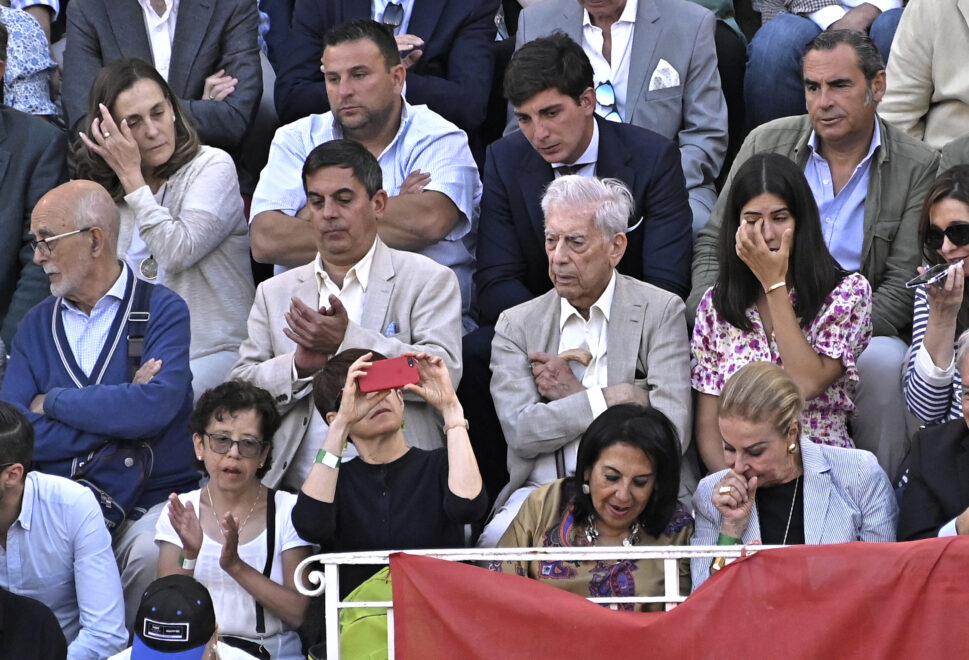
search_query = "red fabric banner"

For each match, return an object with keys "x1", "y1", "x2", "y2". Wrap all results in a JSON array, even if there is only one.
[{"x1": 391, "y1": 538, "x2": 969, "y2": 659}]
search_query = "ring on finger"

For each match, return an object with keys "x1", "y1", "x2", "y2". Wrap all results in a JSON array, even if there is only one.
[
  {"x1": 718, "y1": 485, "x2": 732, "y2": 495},
  {"x1": 102, "y1": 131, "x2": 111, "y2": 139}
]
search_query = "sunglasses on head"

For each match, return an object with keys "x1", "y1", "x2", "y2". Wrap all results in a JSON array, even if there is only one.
[{"x1": 924, "y1": 223, "x2": 969, "y2": 251}]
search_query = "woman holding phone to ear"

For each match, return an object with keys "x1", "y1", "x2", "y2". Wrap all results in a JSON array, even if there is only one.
[
  {"x1": 691, "y1": 153, "x2": 872, "y2": 473},
  {"x1": 291, "y1": 348, "x2": 488, "y2": 597},
  {"x1": 904, "y1": 166, "x2": 969, "y2": 425}
]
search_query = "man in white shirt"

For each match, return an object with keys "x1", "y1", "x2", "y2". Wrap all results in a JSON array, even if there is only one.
[
  {"x1": 745, "y1": 0, "x2": 904, "y2": 127},
  {"x1": 479, "y1": 175, "x2": 692, "y2": 546},
  {"x1": 251, "y1": 18, "x2": 480, "y2": 331},
  {"x1": 233, "y1": 139, "x2": 463, "y2": 491}
]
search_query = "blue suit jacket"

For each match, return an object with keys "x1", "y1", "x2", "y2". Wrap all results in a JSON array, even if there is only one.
[
  {"x1": 474, "y1": 116, "x2": 692, "y2": 326},
  {"x1": 273, "y1": 0, "x2": 499, "y2": 131}
]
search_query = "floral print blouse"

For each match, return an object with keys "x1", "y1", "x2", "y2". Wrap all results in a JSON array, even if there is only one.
[{"x1": 691, "y1": 272, "x2": 873, "y2": 447}]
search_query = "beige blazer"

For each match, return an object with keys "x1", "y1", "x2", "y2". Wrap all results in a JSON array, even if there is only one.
[
  {"x1": 490, "y1": 273, "x2": 694, "y2": 509},
  {"x1": 231, "y1": 238, "x2": 463, "y2": 487}
]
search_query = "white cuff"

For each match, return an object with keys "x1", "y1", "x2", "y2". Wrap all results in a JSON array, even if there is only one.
[
  {"x1": 587, "y1": 387, "x2": 607, "y2": 419},
  {"x1": 914, "y1": 344, "x2": 956, "y2": 386},
  {"x1": 291, "y1": 359, "x2": 313, "y2": 395},
  {"x1": 808, "y1": 5, "x2": 848, "y2": 29},
  {"x1": 939, "y1": 518, "x2": 959, "y2": 537}
]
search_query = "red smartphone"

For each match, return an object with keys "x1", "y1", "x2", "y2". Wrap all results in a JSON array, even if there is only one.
[{"x1": 358, "y1": 356, "x2": 420, "y2": 393}]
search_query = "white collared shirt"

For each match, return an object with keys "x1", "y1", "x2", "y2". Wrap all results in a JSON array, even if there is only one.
[
  {"x1": 551, "y1": 119, "x2": 600, "y2": 178},
  {"x1": 528, "y1": 271, "x2": 617, "y2": 486},
  {"x1": 136, "y1": 0, "x2": 180, "y2": 81},
  {"x1": 808, "y1": 0, "x2": 902, "y2": 30},
  {"x1": 313, "y1": 237, "x2": 378, "y2": 327},
  {"x1": 372, "y1": 0, "x2": 414, "y2": 35},
  {"x1": 60, "y1": 264, "x2": 128, "y2": 377},
  {"x1": 583, "y1": 0, "x2": 638, "y2": 122}
]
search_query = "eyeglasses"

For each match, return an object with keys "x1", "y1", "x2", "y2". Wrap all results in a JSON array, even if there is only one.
[
  {"x1": 924, "y1": 224, "x2": 969, "y2": 251},
  {"x1": 202, "y1": 432, "x2": 267, "y2": 459},
  {"x1": 595, "y1": 81, "x2": 622, "y2": 123},
  {"x1": 30, "y1": 227, "x2": 93, "y2": 257},
  {"x1": 381, "y1": 2, "x2": 403, "y2": 29}
]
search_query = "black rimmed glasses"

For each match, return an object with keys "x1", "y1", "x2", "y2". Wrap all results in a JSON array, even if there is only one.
[
  {"x1": 381, "y1": 2, "x2": 404, "y2": 29},
  {"x1": 924, "y1": 224, "x2": 969, "y2": 251},
  {"x1": 203, "y1": 432, "x2": 266, "y2": 459},
  {"x1": 595, "y1": 81, "x2": 622, "y2": 122},
  {"x1": 30, "y1": 226, "x2": 93, "y2": 257}
]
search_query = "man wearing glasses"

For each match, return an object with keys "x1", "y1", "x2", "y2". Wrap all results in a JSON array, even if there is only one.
[
  {"x1": 0, "y1": 22, "x2": 68, "y2": 363},
  {"x1": 0, "y1": 180, "x2": 200, "y2": 633},
  {"x1": 516, "y1": 0, "x2": 728, "y2": 237},
  {"x1": 273, "y1": 0, "x2": 499, "y2": 133}
]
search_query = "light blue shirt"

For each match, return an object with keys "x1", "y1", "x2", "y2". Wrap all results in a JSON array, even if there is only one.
[
  {"x1": 0, "y1": 472, "x2": 127, "y2": 660},
  {"x1": 11, "y1": 0, "x2": 59, "y2": 19},
  {"x1": 59, "y1": 264, "x2": 128, "y2": 378},
  {"x1": 803, "y1": 120, "x2": 882, "y2": 272},
  {"x1": 252, "y1": 100, "x2": 482, "y2": 327}
]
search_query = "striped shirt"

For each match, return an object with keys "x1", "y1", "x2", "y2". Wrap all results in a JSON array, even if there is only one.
[
  {"x1": 903, "y1": 284, "x2": 963, "y2": 424},
  {"x1": 59, "y1": 266, "x2": 128, "y2": 378}
]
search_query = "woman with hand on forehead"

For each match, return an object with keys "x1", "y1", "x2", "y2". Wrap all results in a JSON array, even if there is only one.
[
  {"x1": 691, "y1": 153, "x2": 872, "y2": 473},
  {"x1": 691, "y1": 362, "x2": 897, "y2": 590},
  {"x1": 904, "y1": 165, "x2": 969, "y2": 425},
  {"x1": 73, "y1": 57, "x2": 254, "y2": 399}
]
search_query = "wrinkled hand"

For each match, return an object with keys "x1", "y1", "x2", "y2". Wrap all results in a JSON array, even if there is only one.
[
  {"x1": 29, "y1": 393, "x2": 47, "y2": 415},
  {"x1": 735, "y1": 218, "x2": 791, "y2": 290},
  {"x1": 712, "y1": 471, "x2": 759, "y2": 539},
  {"x1": 219, "y1": 512, "x2": 243, "y2": 572},
  {"x1": 924, "y1": 261, "x2": 965, "y2": 324},
  {"x1": 528, "y1": 352, "x2": 584, "y2": 401},
  {"x1": 284, "y1": 295, "x2": 349, "y2": 377},
  {"x1": 132, "y1": 358, "x2": 162, "y2": 385},
  {"x1": 168, "y1": 493, "x2": 203, "y2": 559},
  {"x1": 395, "y1": 34, "x2": 424, "y2": 68},
  {"x1": 602, "y1": 383, "x2": 649, "y2": 408},
  {"x1": 402, "y1": 351, "x2": 457, "y2": 412},
  {"x1": 399, "y1": 169, "x2": 431, "y2": 195},
  {"x1": 332, "y1": 352, "x2": 393, "y2": 427},
  {"x1": 77, "y1": 103, "x2": 144, "y2": 188},
  {"x1": 203, "y1": 69, "x2": 238, "y2": 102},
  {"x1": 828, "y1": 3, "x2": 880, "y2": 32}
]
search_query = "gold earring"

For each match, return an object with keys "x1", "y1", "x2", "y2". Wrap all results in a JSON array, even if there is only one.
[{"x1": 787, "y1": 442, "x2": 797, "y2": 454}]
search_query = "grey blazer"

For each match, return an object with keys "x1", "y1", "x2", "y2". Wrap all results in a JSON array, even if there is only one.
[
  {"x1": 490, "y1": 273, "x2": 693, "y2": 509},
  {"x1": 691, "y1": 438, "x2": 898, "y2": 591},
  {"x1": 230, "y1": 238, "x2": 464, "y2": 488},
  {"x1": 63, "y1": 0, "x2": 261, "y2": 149},
  {"x1": 516, "y1": 0, "x2": 727, "y2": 219},
  {"x1": 0, "y1": 106, "x2": 68, "y2": 346}
]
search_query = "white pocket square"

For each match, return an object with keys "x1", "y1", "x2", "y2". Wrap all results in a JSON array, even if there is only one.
[{"x1": 649, "y1": 59, "x2": 680, "y2": 91}]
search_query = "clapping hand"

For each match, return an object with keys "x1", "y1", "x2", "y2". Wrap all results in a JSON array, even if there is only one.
[
  {"x1": 219, "y1": 512, "x2": 243, "y2": 572},
  {"x1": 285, "y1": 295, "x2": 349, "y2": 377},
  {"x1": 168, "y1": 493, "x2": 203, "y2": 561}
]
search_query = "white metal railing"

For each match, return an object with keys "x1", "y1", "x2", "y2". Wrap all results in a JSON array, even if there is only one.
[{"x1": 295, "y1": 544, "x2": 781, "y2": 659}]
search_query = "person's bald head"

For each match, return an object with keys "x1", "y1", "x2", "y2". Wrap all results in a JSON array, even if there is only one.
[{"x1": 31, "y1": 181, "x2": 123, "y2": 312}]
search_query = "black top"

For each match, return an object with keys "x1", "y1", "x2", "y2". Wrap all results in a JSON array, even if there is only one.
[
  {"x1": 292, "y1": 447, "x2": 489, "y2": 596},
  {"x1": 756, "y1": 477, "x2": 805, "y2": 545},
  {"x1": 0, "y1": 588, "x2": 67, "y2": 659}
]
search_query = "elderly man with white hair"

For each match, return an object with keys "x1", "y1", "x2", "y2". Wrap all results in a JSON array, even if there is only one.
[{"x1": 478, "y1": 175, "x2": 693, "y2": 547}]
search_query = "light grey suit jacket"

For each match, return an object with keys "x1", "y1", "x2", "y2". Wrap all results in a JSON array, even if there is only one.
[
  {"x1": 63, "y1": 0, "x2": 261, "y2": 149},
  {"x1": 230, "y1": 238, "x2": 463, "y2": 488},
  {"x1": 516, "y1": 0, "x2": 727, "y2": 221},
  {"x1": 490, "y1": 273, "x2": 693, "y2": 509},
  {"x1": 691, "y1": 439, "x2": 898, "y2": 590}
]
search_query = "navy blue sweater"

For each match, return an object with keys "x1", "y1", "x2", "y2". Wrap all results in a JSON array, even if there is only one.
[{"x1": 0, "y1": 267, "x2": 199, "y2": 510}]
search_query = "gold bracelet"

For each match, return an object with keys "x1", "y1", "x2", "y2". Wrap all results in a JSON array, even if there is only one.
[
  {"x1": 443, "y1": 419, "x2": 469, "y2": 433},
  {"x1": 765, "y1": 281, "x2": 787, "y2": 294}
]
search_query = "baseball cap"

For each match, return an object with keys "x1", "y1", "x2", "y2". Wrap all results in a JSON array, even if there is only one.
[{"x1": 131, "y1": 575, "x2": 216, "y2": 660}]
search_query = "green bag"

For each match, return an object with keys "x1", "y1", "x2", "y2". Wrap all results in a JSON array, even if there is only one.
[{"x1": 339, "y1": 567, "x2": 392, "y2": 660}]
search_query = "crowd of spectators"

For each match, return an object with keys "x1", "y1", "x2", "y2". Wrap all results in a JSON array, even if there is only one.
[{"x1": 3, "y1": 0, "x2": 969, "y2": 656}]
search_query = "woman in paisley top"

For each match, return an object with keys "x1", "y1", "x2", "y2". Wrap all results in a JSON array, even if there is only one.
[{"x1": 692, "y1": 153, "x2": 872, "y2": 473}]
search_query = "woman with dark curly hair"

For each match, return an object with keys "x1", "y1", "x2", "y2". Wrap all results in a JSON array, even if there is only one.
[
  {"x1": 155, "y1": 381, "x2": 311, "y2": 659},
  {"x1": 492, "y1": 404, "x2": 692, "y2": 610},
  {"x1": 74, "y1": 57, "x2": 253, "y2": 399},
  {"x1": 692, "y1": 153, "x2": 872, "y2": 472}
]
